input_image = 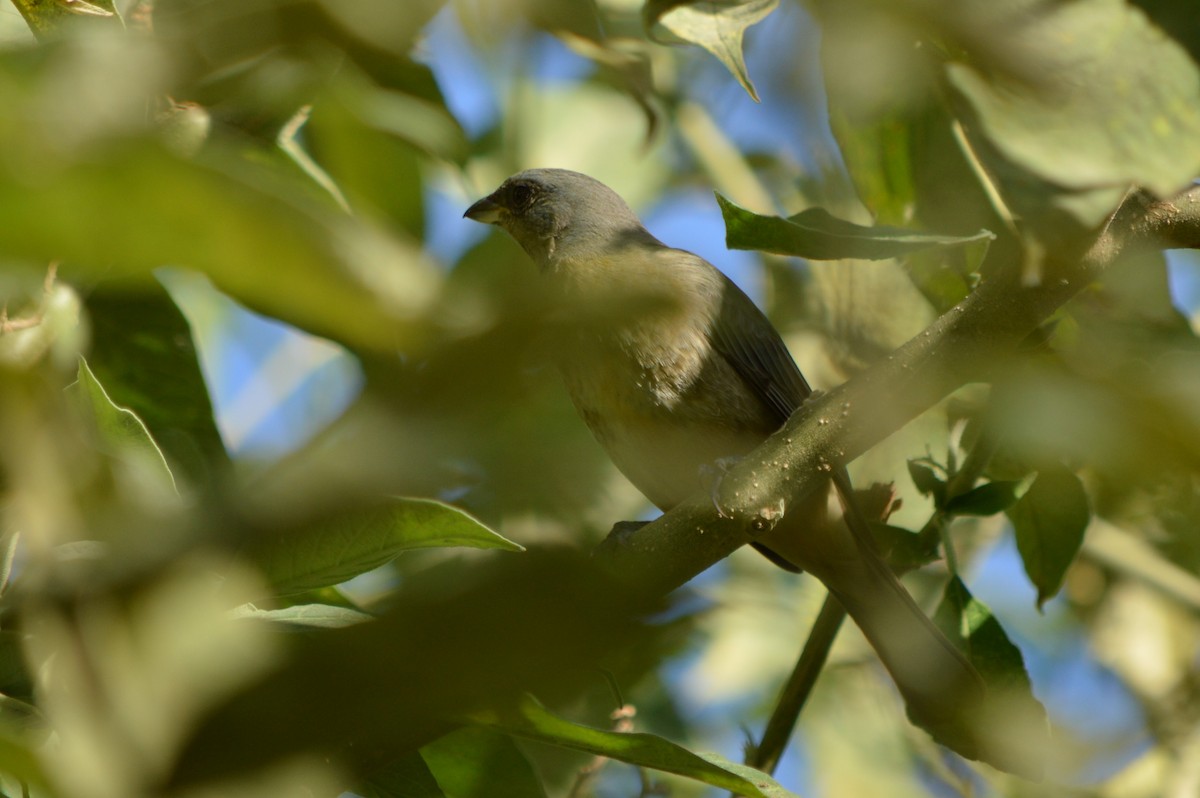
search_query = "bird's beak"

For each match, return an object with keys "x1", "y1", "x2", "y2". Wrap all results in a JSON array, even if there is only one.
[{"x1": 463, "y1": 193, "x2": 505, "y2": 224}]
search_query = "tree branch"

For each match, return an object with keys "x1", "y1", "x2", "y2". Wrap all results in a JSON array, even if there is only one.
[{"x1": 593, "y1": 183, "x2": 1200, "y2": 595}]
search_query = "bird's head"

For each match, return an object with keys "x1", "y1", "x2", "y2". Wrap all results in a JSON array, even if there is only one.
[{"x1": 464, "y1": 168, "x2": 655, "y2": 268}]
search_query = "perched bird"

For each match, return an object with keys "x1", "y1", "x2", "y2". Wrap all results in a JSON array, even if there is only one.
[{"x1": 464, "y1": 169, "x2": 986, "y2": 750}]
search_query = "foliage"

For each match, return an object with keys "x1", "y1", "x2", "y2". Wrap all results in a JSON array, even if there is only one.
[{"x1": 0, "y1": 0, "x2": 1199, "y2": 797}]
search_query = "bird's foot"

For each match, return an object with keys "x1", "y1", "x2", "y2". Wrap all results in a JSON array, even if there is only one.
[
  {"x1": 606, "y1": 520, "x2": 650, "y2": 547},
  {"x1": 699, "y1": 456, "x2": 743, "y2": 518}
]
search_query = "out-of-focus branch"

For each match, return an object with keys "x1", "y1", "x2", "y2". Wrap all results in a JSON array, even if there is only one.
[{"x1": 1084, "y1": 520, "x2": 1200, "y2": 612}]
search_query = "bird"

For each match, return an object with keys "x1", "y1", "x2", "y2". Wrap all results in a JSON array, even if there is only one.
[{"x1": 464, "y1": 168, "x2": 987, "y2": 753}]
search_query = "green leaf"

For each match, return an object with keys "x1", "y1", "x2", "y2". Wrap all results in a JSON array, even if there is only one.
[
  {"x1": 421, "y1": 727, "x2": 546, "y2": 798},
  {"x1": 254, "y1": 498, "x2": 524, "y2": 595},
  {"x1": 360, "y1": 752, "x2": 446, "y2": 798},
  {"x1": 0, "y1": 728, "x2": 51, "y2": 793},
  {"x1": 1006, "y1": 464, "x2": 1090, "y2": 608},
  {"x1": 643, "y1": 0, "x2": 778, "y2": 102},
  {"x1": 932, "y1": 577, "x2": 1049, "y2": 780},
  {"x1": 10, "y1": 0, "x2": 120, "y2": 38},
  {"x1": 827, "y1": 107, "x2": 916, "y2": 227},
  {"x1": 718, "y1": 194, "x2": 994, "y2": 261},
  {"x1": 483, "y1": 695, "x2": 798, "y2": 797},
  {"x1": 86, "y1": 277, "x2": 229, "y2": 487},
  {"x1": 944, "y1": 479, "x2": 1030, "y2": 517},
  {"x1": 70, "y1": 356, "x2": 178, "y2": 496},
  {"x1": 944, "y1": 0, "x2": 1200, "y2": 228},
  {"x1": 906, "y1": 459, "x2": 945, "y2": 501},
  {"x1": 870, "y1": 523, "x2": 939, "y2": 572},
  {"x1": 0, "y1": 631, "x2": 31, "y2": 699},
  {"x1": 234, "y1": 604, "x2": 373, "y2": 630}
]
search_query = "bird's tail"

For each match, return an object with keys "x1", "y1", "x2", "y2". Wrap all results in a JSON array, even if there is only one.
[
  {"x1": 762, "y1": 482, "x2": 986, "y2": 743},
  {"x1": 760, "y1": 474, "x2": 1048, "y2": 776},
  {"x1": 817, "y1": 537, "x2": 986, "y2": 733}
]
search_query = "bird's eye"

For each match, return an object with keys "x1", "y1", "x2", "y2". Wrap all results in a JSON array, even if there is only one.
[{"x1": 508, "y1": 182, "x2": 535, "y2": 209}]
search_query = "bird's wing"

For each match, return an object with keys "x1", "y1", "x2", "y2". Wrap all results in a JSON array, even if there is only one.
[{"x1": 691, "y1": 255, "x2": 813, "y2": 424}]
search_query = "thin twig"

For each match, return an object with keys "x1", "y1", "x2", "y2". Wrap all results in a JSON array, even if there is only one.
[{"x1": 749, "y1": 594, "x2": 847, "y2": 774}]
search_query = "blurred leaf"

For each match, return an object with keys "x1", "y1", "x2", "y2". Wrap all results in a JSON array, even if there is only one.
[
  {"x1": 932, "y1": 577, "x2": 1048, "y2": 780},
  {"x1": 827, "y1": 108, "x2": 915, "y2": 227},
  {"x1": 421, "y1": 727, "x2": 546, "y2": 798},
  {"x1": 360, "y1": 752, "x2": 446, "y2": 798},
  {"x1": 1128, "y1": 0, "x2": 1200, "y2": 65},
  {"x1": 943, "y1": 479, "x2": 1029, "y2": 517},
  {"x1": 0, "y1": 532, "x2": 17, "y2": 597},
  {"x1": 86, "y1": 277, "x2": 230, "y2": 487},
  {"x1": 70, "y1": 356, "x2": 178, "y2": 495},
  {"x1": 484, "y1": 695, "x2": 798, "y2": 797},
  {"x1": 168, "y1": 552, "x2": 663, "y2": 788},
  {"x1": 25, "y1": 556, "x2": 282, "y2": 798},
  {"x1": 905, "y1": 459, "x2": 944, "y2": 501},
  {"x1": 155, "y1": 0, "x2": 440, "y2": 137},
  {"x1": 944, "y1": 0, "x2": 1200, "y2": 228},
  {"x1": 0, "y1": 271, "x2": 83, "y2": 371},
  {"x1": 558, "y1": 32, "x2": 660, "y2": 143},
  {"x1": 0, "y1": 631, "x2": 31, "y2": 699},
  {"x1": 236, "y1": 604, "x2": 373, "y2": 630},
  {"x1": 643, "y1": 0, "x2": 778, "y2": 102},
  {"x1": 0, "y1": 140, "x2": 437, "y2": 351},
  {"x1": 870, "y1": 523, "x2": 938, "y2": 572},
  {"x1": 718, "y1": 194, "x2": 993, "y2": 260},
  {"x1": 1007, "y1": 464, "x2": 1090, "y2": 608},
  {"x1": 253, "y1": 497, "x2": 523, "y2": 596},
  {"x1": 304, "y1": 73, "x2": 435, "y2": 236},
  {"x1": 318, "y1": 0, "x2": 451, "y2": 55},
  {"x1": 0, "y1": 730, "x2": 51, "y2": 794},
  {"x1": 10, "y1": 0, "x2": 121, "y2": 38},
  {"x1": 276, "y1": 105, "x2": 352, "y2": 213},
  {"x1": 303, "y1": 60, "x2": 468, "y2": 183}
]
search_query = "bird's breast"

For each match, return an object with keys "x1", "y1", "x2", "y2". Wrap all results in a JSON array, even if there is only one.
[{"x1": 558, "y1": 326, "x2": 779, "y2": 510}]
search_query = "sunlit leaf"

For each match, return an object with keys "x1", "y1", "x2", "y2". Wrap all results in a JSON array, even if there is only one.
[
  {"x1": 10, "y1": 0, "x2": 120, "y2": 38},
  {"x1": 235, "y1": 604, "x2": 373, "y2": 630},
  {"x1": 70, "y1": 356, "x2": 178, "y2": 496},
  {"x1": 360, "y1": 752, "x2": 446, "y2": 798},
  {"x1": 87, "y1": 277, "x2": 229, "y2": 486},
  {"x1": 421, "y1": 727, "x2": 546, "y2": 798},
  {"x1": 643, "y1": 0, "x2": 778, "y2": 102},
  {"x1": 483, "y1": 695, "x2": 798, "y2": 797},
  {"x1": 945, "y1": 0, "x2": 1200, "y2": 227},
  {"x1": 932, "y1": 577, "x2": 1048, "y2": 780},
  {"x1": 254, "y1": 498, "x2": 523, "y2": 595},
  {"x1": 1007, "y1": 464, "x2": 1090, "y2": 608},
  {"x1": 827, "y1": 109, "x2": 915, "y2": 227},
  {"x1": 718, "y1": 194, "x2": 994, "y2": 260}
]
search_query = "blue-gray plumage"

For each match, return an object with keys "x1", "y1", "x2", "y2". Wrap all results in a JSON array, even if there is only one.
[{"x1": 465, "y1": 169, "x2": 987, "y2": 753}]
